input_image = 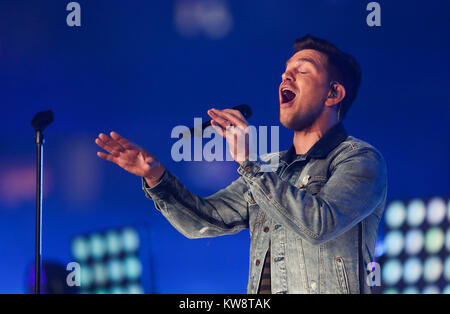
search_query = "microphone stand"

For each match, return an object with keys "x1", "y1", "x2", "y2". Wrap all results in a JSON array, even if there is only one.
[{"x1": 31, "y1": 110, "x2": 54, "y2": 294}]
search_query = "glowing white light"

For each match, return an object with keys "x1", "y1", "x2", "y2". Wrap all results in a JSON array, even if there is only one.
[
  {"x1": 80, "y1": 264, "x2": 93, "y2": 287},
  {"x1": 72, "y1": 237, "x2": 90, "y2": 261},
  {"x1": 384, "y1": 230, "x2": 404, "y2": 256},
  {"x1": 403, "y1": 257, "x2": 422, "y2": 284},
  {"x1": 424, "y1": 227, "x2": 445, "y2": 254},
  {"x1": 406, "y1": 199, "x2": 426, "y2": 227},
  {"x1": 444, "y1": 256, "x2": 450, "y2": 281},
  {"x1": 110, "y1": 286, "x2": 126, "y2": 294},
  {"x1": 422, "y1": 285, "x2": 440, "y2": 294},
  {"x1": 427, "y1": 197, "x2": 446, "y2": 225},
  {"x1": 423, "y1": 257, "x2": 443, "y2": 283},
  {"x1": 443, "y1": 284, "x2": 450, "y2": 294},
  {"x1": 405, "y1": 229, "x2": 424, "y2": 255},
  {"x1": 402, "y1": 286, "x2": 420, "y2": 294},
  {"x1": 90, "y1": 234, "x2": 106, "y2": 259},
  {"x1": 93, "y1": 263, "x2": 108, "y2": 285},
  {"x1": 382, "y1": 259, "x2": 403, "y2": 286},
  {"x1": 106, "y1": 231, "x2": 122, "y2": 256},
  {"x1": 122, "y1": 228, "x2": 139, "y2": 252},
  {"x1": 385, "y1": 201, "x2": 406, "y2": 228},
  {"x1": 446, "y1": 228, "x2": 450, "y2": 252},
  {"x1": 107, "y1": 259, "x2": 124, "y2": 282},
  {"x1": 124, "y1": 256, "x2": 142, "y2": 280},
  {"x1": 127, "y1": 284, "x2": 144, "y2": 294},
  {"x1": 383, "y1": 288, "x2": 399, "y2": 294}
]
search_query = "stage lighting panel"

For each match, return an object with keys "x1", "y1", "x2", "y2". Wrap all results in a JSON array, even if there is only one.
[
  {"x1": 71, "y1": 226, "x2": 147, "y2": 294},
  {"x1": 427, "y1": 198, "x2": 446, "y2": 226},
  {"x1": 422, "y1": 285, "x2": 440, "y2": 294},
  {"x1": 402, "y1": 257, "x2": 422, "y2": 284},
  {"x1": 424, "y1": 227, "x2": 445, "y2": 254},
  {"x1": 378, "y1": 197, "x2": 450, "y2": 294},
  {"x1": 406, "y1": 199, "x2": 426, "y2": 227},
  {"x1": 402, "y1": 286, "x2": 420, "y2": 294},
  {"x1": 385, "y1": 201, "x2": 406, "y2": 229},
  {"x1": 404, "y1": 229, "x2": 424, "y2": 255},
  {"x1": 384, "y1": 230, "x2": 404, "y2": 256}
]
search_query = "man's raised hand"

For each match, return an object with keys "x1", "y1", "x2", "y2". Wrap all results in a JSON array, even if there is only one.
[{"x1": 95, "y1": 131, "x2": 165, "y2": 187}]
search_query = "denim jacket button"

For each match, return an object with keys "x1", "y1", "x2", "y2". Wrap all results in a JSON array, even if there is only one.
[
  {"x1": 255, "y1": 259, "x2": 261, "y2": 266},
  {"x1": 244, "y1": 166, "x2": 252, "y2": 173},
  {"x1": 263, "y1": 226, "x2": 269, "y2": 233}
]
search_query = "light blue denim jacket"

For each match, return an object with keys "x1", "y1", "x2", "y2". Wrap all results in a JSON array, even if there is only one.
[{"x1": 142, "y1": 123, "x2": 387, "y2": 294}]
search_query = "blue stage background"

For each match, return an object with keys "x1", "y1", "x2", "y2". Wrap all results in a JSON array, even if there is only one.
[{"x1": 0, "y1": 0, "x2": 449, "y2": 293}]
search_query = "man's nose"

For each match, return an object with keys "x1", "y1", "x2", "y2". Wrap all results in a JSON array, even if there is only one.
[{"x1": 281, "y1": 71, "x2": 294, "y2": 82}]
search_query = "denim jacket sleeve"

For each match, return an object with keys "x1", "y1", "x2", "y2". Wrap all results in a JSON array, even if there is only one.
[
  {"x1": 142, "y1": 170, "x2": 249, "y2": 239},
  {"x1": 238, "y1": 145, "x2": 387, "y2": 245}
]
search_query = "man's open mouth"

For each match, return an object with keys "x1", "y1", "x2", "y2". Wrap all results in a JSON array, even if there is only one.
[{"x1": 281, "y1": 88, "x2": 296, "y2": 104}]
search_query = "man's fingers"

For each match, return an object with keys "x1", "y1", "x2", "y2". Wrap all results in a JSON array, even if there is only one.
[
  {"x1": 97, "y1": 151, "x2": 118, "y2": 163},
  {"x1": 208, "y1": 110, "x2": 231, "y2": 130},
  {"x1": 210, "y1": 109, "x2": 247, "y2": 129},
  {"x1": 223, "y1": 109, "x2": 247, "y2": 125},
  {"x1": 210, "y1": 120, "x2": 225, "y2": 137},
  {"x1": 110, "y1": 131, "x2": 132, "y2": 149},
  {"x1": 95, "y1": 137, "x2": 120, "y2": 157},
  {"x1": 98, "y1": 133, "x2": 126, "y2": 153}
]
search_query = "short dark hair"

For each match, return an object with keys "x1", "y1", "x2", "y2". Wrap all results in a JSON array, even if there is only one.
[{"x1": 294, "y1": 34, "x2": 361, "y2": 119}]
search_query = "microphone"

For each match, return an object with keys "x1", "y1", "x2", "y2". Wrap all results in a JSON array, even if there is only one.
[{"x1": 183, "y1": 104, "x2": 252, "y2": 139}]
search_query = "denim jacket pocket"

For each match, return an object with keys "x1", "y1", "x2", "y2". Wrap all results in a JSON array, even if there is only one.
[{"x1": 334, "y1": 257, "x2": 350, "y2": 294}]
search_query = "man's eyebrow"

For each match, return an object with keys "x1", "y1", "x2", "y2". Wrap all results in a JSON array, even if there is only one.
[{"x1": 286, "y1": 57, "x2": 319, "y2": 69}]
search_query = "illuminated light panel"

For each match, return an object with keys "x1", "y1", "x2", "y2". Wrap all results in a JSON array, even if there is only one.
[
  {"x1": 423, "y1": 257, "x2": 443, "y2": 283},
  {"x1": 72, "y1": 237, "x2": 89, "y2": 261},
  {"x1": 402, "y1": 257, "x2": 422, "y2": 284},
  {"x1": 71, "y1": 226, "x2": 146, "y2": 294},
  {"x1": 404, "y1": 229, "x2": 424, "y2": 255},
  {"x1": 385, "y1": 201, "x2": 406, "y2": 228},
  {"x1": 124, "y1": 256, "x2": 142, "y2": 280},
  {"x1": 403, "y1": 286, "x2": 420, "y2": 294},
  {"x1": 382, "y1": 259, "x2": 403, "y2": 286},
  {"x1": 427, "y1": 197, "x2": 446, "y2": 225},
  {"x1": 406, "y1": 199, "x2": 426, "y2": 227},
  {"x1": 422, "y1": 285, "x2": 440, "y2": 294},
  {"x1": 122, "y1": 228, "x2": 139, "y2": 252},
  {"x1": 424, "y1": 227, "x2": 445, "y2": 254},
  {"x1": 384, "y1": 230, "x2": 404, "y2": 257},
  {"x1": 106, "y1": 231, "x2": 122, "y2": 256},
  {"x1": 90, "y1": 234, "x2": 107, "y2": 259},
  {"x1": 379, "y1": 197, "x2": 450, "y2": 294},
  {"x1": 443, "y1": 256, "x2": 450, "y2": 281},
  {"x1": 446, "y1": 228, "x2": 450, "y2": 252}
]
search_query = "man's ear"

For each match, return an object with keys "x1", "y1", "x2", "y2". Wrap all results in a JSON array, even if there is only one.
[{"x1": 325, "y1": 81, "x2": 346, "y2": 108}]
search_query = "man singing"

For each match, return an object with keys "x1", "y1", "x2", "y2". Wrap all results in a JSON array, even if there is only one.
[{"x1": 95, "y1": 34, "x2": 387, "y2": 294}]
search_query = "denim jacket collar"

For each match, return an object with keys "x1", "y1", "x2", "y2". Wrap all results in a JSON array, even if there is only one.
[{"x1": 280, "y1": 122, "x2": 348, "y2": 164}]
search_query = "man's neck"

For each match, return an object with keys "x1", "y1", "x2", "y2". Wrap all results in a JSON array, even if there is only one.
[{"x1": 293, "y1": 120, "x2": 339, "y2": 155}]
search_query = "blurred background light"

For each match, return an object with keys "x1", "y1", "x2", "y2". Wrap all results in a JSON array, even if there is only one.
[
  {"x1": 427, "y1": 197, "x2": 446, "y2": 225},
  {"x1": 424, "y1": 227, "x2": 445, "y2": 254},
  {"x1": 376, "y1": 197, "x2": 450, "y2": 294},
  {"x1": 402, "y1": 257, "x2": 422, "y2": 284},
  {"x1": 404, "y1": 229, "x2": 424, "y2": 255},
  {"x1": 384, "y1": 230, "x2": 404, "y2": 257},
  {"x1": 406, "y1": 199, "x2": 426, "y2": 227},
  {"x1": 385, "y1": 201, "x2": 406, "y2": 229},
  {"x1": 382, "y1": 259, "x2": 403, "y2": 286},
  {"x1": 174, "y1": 0, "x2": 233, "y2": 39},
  {"x1": 71, "y1": 226, "x2": 147, "y2": 294}
]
